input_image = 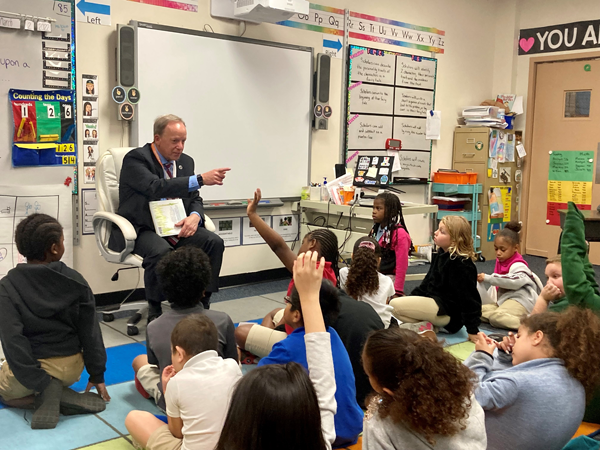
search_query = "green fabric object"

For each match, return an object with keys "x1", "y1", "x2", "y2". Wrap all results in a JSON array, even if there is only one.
[
  {"x1": 560, "y1": 202, "x2": 600, "y2": 311},
  {"x1": 562, "y1": 436, "x2": 600, "y2": 450},
  {"x1": 549, "y1": 297, "x2": 570, "y2": 313},
  {"x1": 35, "y1": 101, "x2": 61, "y2": 141}
]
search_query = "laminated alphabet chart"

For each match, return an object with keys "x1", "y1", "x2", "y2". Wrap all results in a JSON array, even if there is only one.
[
  {"x1": 10, "y1": 89, "x2": 77, "y2": 167},
  {"x1": 0, "y1": 185, "x2": 74, "y2": 279},
  {"x1": 346, "y1": 45, "x2": 436, "y2": 182}
]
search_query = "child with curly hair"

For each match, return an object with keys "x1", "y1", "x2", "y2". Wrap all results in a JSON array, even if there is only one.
[
  {"x1": 390, "y1": 215, "x2": 481, "y2": 341},
  {"x1": 369, "y1": 192, "x2": 412, "y2": 296},
  {"x1": 362, "y1": 328, "x2": 486, "y2": 449},
  {"x1": 466, "y1": 306, "x2": 600, "y2": 450},
  {"x1": 478, "y1": 221, "x2": 543, "y2": 330},
  {"x1": 339, "y1": 237, "x2": 395, "y2": 328}
]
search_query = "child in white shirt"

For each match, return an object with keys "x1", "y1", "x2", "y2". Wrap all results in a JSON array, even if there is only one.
[
  {"x1": 125, "y1": 314, "x2": 242, "y2": 450},
  {"x1": 340, "y1": 237, "x2": 395, "y2": 328}
]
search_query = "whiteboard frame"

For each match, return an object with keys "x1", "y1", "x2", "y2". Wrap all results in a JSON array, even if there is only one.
[
  {"x1": 128, "y1": 22, "x2": 314, "y2": 201},
  {"x1": 344, "y1": 44, "x2": 437, "y2": 184}
]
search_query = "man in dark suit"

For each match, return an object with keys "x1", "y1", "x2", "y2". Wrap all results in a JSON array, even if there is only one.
[{"x1": 116, "y1": 114, "x2": 229, "y2": 320}]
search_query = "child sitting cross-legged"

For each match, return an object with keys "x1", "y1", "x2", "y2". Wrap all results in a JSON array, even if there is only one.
[
  {"x1": 132, "y1": 247, "x2": 238, "y2": 411},
  {"x1": 478, "y1": 222, "x2": 543, "y2": 330},
  {"x1": 0, "y1": 214, "x2": 108, "y2": 430},
  {"x1": 257, "y1": 278, "x2": 364, "y2": 448},
  {"x1": 465, "y1": 306, "x2": 600, "y2": 450},
  {"x1": 125, "y1": 314, "x2": 242, "y2": 450}
]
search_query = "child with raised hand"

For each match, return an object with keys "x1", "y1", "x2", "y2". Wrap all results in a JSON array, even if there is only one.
[
  {"x1": 390, "y1": 215, "x2": 481, "y2": 341},
  {"x1": 256, "y1": 277, "x2": 363, "y2": 446},
  {"x1": 236, "y1": 188, "x2": 340, "y2": 358},
  {"x1": 239, "y1": 189, "x2": 383, "y2": 409},
  {"x1": 369, "y1": 192, "x2": 412, "y2": 296},
  {"x1": 216, "y1": 251, "x2": 337, "y2": 450},
  {"x1": 465, "y1": 306, "x2": 600, "y2": 450},
  {"x1": 125, "y1": 314, "x2": 242, "y2": 450},
  {"x1": 362, "y1": 328, "x2": 486, "y2": 449},
  {"x1": 0, "y1": 214, "x2": 108, "y2": 429},
  {"x1": 339, "y1": 236, "x2": 395, "y2": 328},
  {"x1": 478, "y1": 221, "x2": 543, "y2": 330}
]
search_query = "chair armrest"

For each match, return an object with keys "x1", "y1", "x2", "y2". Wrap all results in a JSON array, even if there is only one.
[
  {"x1": 204, "y1": 215, "x2": 216, "y2": 233},
  {"x1": 93, "y1": 211, "x2": 138, "y2": 264}
]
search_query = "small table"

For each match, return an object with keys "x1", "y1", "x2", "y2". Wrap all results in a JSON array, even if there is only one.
[{"x1": 559, "y1": 209, "x2": 600, "y2": 242}]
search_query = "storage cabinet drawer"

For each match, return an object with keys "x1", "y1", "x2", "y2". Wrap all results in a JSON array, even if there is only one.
[
  {"x1": 453, "y1": 129, "x2": 489, "y2": 163},
  {"x1": 453, "y1": 162, "x2": 487, "y2": 205}
]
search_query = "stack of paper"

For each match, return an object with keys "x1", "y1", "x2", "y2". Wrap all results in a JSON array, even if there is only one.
[{"x1": 460, "y1": 106, "x2": 507, "y2": 129}]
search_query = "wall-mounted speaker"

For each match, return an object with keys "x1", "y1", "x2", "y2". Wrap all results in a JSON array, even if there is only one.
[
  {"x1": 313, "y1": 53, "x2": 331, "y2": 130},
  {"x1": 117, "y1": 25, "x2": 135, "y2": 87}
]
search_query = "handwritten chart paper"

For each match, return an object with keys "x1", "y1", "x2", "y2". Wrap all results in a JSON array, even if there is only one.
[
  {"x1": 349, "y1": 85, "x2": 394, "y2": 115},
  {"x1": 396, "y1": 58, "x2": 436, "y2": 90},
  {"x1": 347, "y1": 45, "x2": 436, "y2": 182},
  {"x1": 349, "y1": 49, "x2": 395, "y2": 84},
  {"x1": 393, "y1": 117, "x2": 429, "y2": 150},
  {"x1": 546, "y1": 151, "x2": 594, "y2": 226},
  {"x1": 348, "y1": 116, "x2": 393, "y2": 149},
  {"x1": 394, "y1": 88, "x2": 434, "y2": 117},
  {"x1": 0, "y1": 185, "x2": 73, "y2": 279}
]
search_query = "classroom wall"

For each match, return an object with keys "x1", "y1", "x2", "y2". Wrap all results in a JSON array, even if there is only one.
[
  {"x1": 513, "y1": 0, "x2": 600, "y2": 131},
  {"x1": 76, "y1": 0, "x2": 502, "y2": 294}
]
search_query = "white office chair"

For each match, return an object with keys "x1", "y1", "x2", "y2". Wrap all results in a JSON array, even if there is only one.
[{"x1": 93, "y1": 147, "x2": 215, "y2": 335}]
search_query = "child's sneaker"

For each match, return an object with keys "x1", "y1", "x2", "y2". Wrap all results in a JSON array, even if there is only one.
[
  {"x1": 240, "y1": 349, "x2": 260, "y2": 365},
  {"x1": 399, "y1": 321, "x2": 436, "y2": 333},
  {"x1": 418, "y1": 329, "x2": 438, "y2": 343}
]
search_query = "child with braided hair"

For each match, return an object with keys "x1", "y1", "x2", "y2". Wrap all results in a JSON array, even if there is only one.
[
  {"x1": 369, "y1": 192, "x2": 412, "y2": 296},
  {"x1": 340, "y1": 237, "x2": 395, "y2": 328},
  {"x1": 237, "y1": 189, "x2": 384, "y2": 409}
]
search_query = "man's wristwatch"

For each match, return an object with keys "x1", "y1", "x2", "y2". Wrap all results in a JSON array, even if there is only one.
[{"x1": 196, "y1": 174, "x2": 204, "y2": 187}]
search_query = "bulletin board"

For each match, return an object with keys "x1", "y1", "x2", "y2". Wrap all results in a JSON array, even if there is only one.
[
  {"x1": 0, "y1": 0, "x2": 77, "y2": 186},
  {"x1": 546, "y1": 151, "x2": 594, "y2": 226},
  {"x1": 345, "y1": 45, "x2": 437, "y2": 183}
]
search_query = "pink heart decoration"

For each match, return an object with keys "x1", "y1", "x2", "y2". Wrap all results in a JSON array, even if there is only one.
[{"x1": 519, "y1": 37, "x2": 535, "y2": 53}]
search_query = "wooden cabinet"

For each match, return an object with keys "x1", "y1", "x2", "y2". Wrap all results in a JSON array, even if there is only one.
[{"x1": 453, "y1": 127, "x2": 520, "y2": 261}]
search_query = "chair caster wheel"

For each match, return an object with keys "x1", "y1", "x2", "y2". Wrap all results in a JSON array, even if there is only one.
[
  {"x1": 127, "y1": 325, "x2": 139, "y2": 336},
  {"x1": 103, "y1": 313, "x2": 114, "y2": 322}
]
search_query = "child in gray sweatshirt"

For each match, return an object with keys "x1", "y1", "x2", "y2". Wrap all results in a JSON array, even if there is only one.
[
  {"x1": 478, "y1": 222, "x2": 543, "y2": 330},
  {"x1": 464, "y1": 307, "x2": 600, "y2": 450},
  {"x1": 362, "y1": 328, "x2": 486, "y2": 450}
]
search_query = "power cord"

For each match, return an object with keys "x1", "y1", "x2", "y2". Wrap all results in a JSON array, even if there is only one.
[{"x1": 203, "y1": 24, "x2": 215, "y2": 33}]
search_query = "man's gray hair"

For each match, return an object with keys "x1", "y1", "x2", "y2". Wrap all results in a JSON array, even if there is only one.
[{"x1": 153, "y1": 114, "x2": 186, "y2": 136}]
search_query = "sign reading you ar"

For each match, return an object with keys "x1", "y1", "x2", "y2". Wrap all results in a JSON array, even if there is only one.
[{"x1": 519, "y1": 20, "x2": 600, "y2": 55}]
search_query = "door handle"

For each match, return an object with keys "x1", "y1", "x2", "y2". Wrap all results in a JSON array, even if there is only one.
[{"x1": 462, "y1": 153, "x2": 475, "y2": 158}]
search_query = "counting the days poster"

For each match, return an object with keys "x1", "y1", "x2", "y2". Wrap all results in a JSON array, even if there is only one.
[{"x1": 10, "y1": 89, "x2": 77, "y2": 167}]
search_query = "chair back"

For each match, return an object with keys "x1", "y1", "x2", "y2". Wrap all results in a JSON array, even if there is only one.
[{"x1": 96, "y1": 147, "x2": 134, "y2": 214}]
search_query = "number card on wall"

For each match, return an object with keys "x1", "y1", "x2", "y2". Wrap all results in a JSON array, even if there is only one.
[{"x1": 9, "y1": 89, "x2": 77, "y2": 167}]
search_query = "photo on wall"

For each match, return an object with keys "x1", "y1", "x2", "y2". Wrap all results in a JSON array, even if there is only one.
[
  {"x1": 82, "y1": 75, "x2": 98, "y2": 97},
  {"x1": 84, "y1": 144, "x2": 98, "y2": 163},
  {"x1": 82, "y1": 97, "x2": 98, "y2": 118}
]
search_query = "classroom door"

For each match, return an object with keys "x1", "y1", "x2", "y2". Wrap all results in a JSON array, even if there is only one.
[{"x1": 525, "y1": 57, "x2": 600, "y2": 263}]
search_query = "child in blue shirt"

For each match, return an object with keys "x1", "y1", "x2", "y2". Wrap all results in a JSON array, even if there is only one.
[{"x1": 258, "y1": 279, "x2": 363, "y2": 448}]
